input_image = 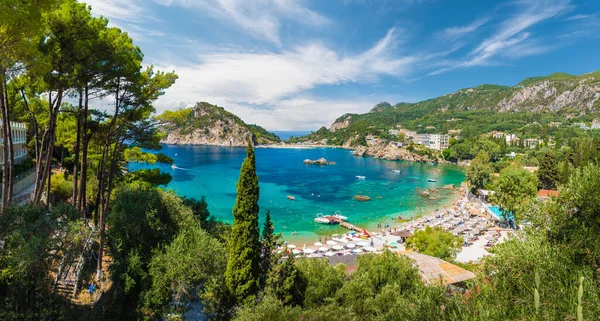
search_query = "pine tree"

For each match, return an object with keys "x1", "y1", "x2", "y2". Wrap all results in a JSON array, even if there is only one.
[
  {"x1": 266, "y1": 254, "x2": 307, "y2": 307},
  {"x1": 226, "y1": 141, "x2": 261, "y2": 306},
  {"x1": 260, "y1": 210, "x2": 282, "y2": 289}
]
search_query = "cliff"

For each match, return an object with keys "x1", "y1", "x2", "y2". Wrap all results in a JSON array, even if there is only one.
[
  {"x1": 353, "y1": 144, "x2": 443, "y2": 163},
  {"x1": 156, "y1": 102, "x2": 280, "y2": 147}
]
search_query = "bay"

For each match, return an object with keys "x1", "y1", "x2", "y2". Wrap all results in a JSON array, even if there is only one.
[{"x1": 130, "y1": 145, "x2": 465, "y2": 241}]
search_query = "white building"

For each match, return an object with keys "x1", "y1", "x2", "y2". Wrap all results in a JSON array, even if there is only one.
[
  {"x1": 0, "y1": 121, "x2": 27, "y2": 165},
  {"x1": 388, "y1": 129, "x2": 399, "y2": 136},
  {"x1": 592, "y1": 119, "x2": 600, "y2": 130},
  {"x1": 428, "y1": 134, "x2": 449, "y2": 151}
]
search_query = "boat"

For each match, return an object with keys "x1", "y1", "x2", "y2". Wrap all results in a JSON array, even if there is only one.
[
  {"x1": 171, "y1": 164, "x2": 177, "y2": 169},
  {"x1": 314, "y1": 213, "x2": 331, "y2": 224},
  {"x1": 332, "y1": 210, "x2": 348, "y2": 221},
  {"x1": 287, "y1": 195, "x2": 295, "y2": 201},
  {"x1": 427, "y1": 179, "x2": 437, "y2": 182},
  {"x1": 355, "y1": 175, "x2": 366, "y2": 179},
  {"x1": 393, "y1": 170, "x2": 401, "y2": 173}
]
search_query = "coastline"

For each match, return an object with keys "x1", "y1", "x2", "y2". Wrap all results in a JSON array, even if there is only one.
[{"x1": 281, "y1": 187, "x2": 464, "y2": 245}]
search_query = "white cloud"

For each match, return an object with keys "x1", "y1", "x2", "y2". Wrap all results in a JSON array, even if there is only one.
[
  {"x1": 149, "y1": 28, "x2": 416, "y2": 129},
  {"x1": 441, "y1": 17, "x2": 489, "y2": 40},
  {"x1": 83, "y1": 0, "x2": 163, "y2": 41},
  {"x1": 565, "y1": 14, "x2": 590, "y2": 20},
  {"x1": 430, "y1": 0, "x2": 570, "y2": 75},
  {"x1": 153, "y1": 0, "x2": 329, "y2": 45}
]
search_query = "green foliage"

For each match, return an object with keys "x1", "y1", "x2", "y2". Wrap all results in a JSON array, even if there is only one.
[
  {"x1": 260, "y1": 211, "x2": 282, "y2": 289},
  {"x1": 266, "y1": 255, "x2": 307, "y2": 307},
  {"x1": 226, "y1": 142, "x2": 261, "y2": 306},
  {"x1": 155, "y1": 153, "x2": 173, "y2": 165},
  {"x1": 295, "y1": 259, "x2": 346, "y2": 308},
  {"x1": 50, "y1": 171, "x2": 72, "y2": 202},
  {"x1": 125, "y1": 168, "x2": 172, "y2": 186},
  {"x1": 537, "y1": 148, "x2": 560, "y2": 189},
  {"x1": 466, "y1": 152, "x2": 493, "y2": 193},
  {"x1": 491, "y1": 165, "x2": 538, "y2": 221},
  {"x1": 143, "y1": 222, "x2": 226, "y2": 319},
  {"x1": 248, "y1": 124, "x2": 281, "y2": 144},
  {"x1": 405, "y1": 226, "x2": 463, "y2": 261}
]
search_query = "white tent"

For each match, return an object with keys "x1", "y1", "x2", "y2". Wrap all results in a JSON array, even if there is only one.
[
  {"x1": 326, "y1": 240, "x2": 337, "y2": 245},
  {"x1": 318, "y1": 247, "x2": 329, "y2": 252},
  {"x1": 314, "y1": 242, "x2": 323, "y2": 246}
]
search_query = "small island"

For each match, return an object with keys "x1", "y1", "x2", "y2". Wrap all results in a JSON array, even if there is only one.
[
  {"x1": 354, "y1": 195, "x2": 371, "y2": 201},
  {"x1": 303, "y1": 158, "x2": 336, "y2": 165}
]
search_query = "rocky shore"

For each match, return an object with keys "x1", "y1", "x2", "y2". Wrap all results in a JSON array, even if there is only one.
[
  {"x1": 303, "y1": 158, "x2": 336, "y2": 165},
  {"x1": 352, "y1": 144, "x2": 451, "y2": 164}
]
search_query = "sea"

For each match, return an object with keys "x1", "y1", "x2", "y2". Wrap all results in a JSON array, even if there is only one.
[{"x1": 129, "y1": 145, "x2": 465, "y2": 242}]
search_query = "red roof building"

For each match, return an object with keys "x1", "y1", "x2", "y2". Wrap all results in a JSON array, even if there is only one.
[{"x1": 537, "y1": 190, "x2": 559, "y2": 200}]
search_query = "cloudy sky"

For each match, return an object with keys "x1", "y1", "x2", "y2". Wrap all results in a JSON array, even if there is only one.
[{"x1": 84, "y1": 0, "x2": 600, "y2": 130}]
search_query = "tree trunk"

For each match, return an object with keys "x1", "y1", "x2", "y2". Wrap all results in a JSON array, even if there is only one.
[
  {"x1": 72, "y1": 90, "x2": 82, "y2": 208},
  {"x1": 19, "y1": 88, "x2": 40, "y2": 203},
  {"x1": 78, "y1": 85, "x2": 89, "y2": 214},
  {"x1": 0, "y1": 70, "x2": 8, "y2": 210}
]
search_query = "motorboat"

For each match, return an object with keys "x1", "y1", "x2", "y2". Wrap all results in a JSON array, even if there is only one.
[
  {"x1": 355, "y1": 175, "x2": 366, "y2": 179},
  {"x1": 171, "y1": 164, "x2": 177, "y2": 169},
  {"x1": 393, "y1": 170, "x2": 401, "y2": 173},
  {"x1": 332, "y1": 210, "x2": 348, "y2": 221},
  {"x1": 287, "y1": 195, "x2": 295, "y2": 201},
  {"x1": 427, "y1": 178, "x2": 437, "y2": 182},
  {"x1": 314, "y1": 213, "x2": 331, "y2": 224}
]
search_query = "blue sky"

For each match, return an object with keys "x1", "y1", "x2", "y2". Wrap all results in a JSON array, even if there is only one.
[{"x1": 85, "y1": 0, "x2": 600, "y2": 130}]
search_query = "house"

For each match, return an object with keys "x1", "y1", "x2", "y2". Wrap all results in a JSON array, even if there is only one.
[
  {"x1": 388, "y1": 129, "x2": 399, "y2": 136},
  {"x1": 447, "y1": 129, "x2": 461, "y2": 136},
  {"x1": 0, "y1": 121, "x2": 27, "y2": 165},
  {"x1": 523, "y1": 138, "x2": 540, "y2": 149},
  {"x1": 490, "y1": 131, "x2": 505, "y2": 139},
  {"x1": 592, "y1": 119, "x2": 600, "y2": 129},
  {"x1": 505, "y1": 134, "x2": 520, "y2": 146},
  {"x1": 573, "y1": 122, "x2": 589, "y2": 130},
  {"x1": 428, "y1": 134, "x2": 449, "y2": 151},
  {"x1": 478, "y1": 189, "x2": 495, "y2": 203},
  {"x1": 412, "y1": 134, "x2": 430, "y2": 146},
  {"x1": 537, "y1": 190, "x2": 559, "y2": 201}
]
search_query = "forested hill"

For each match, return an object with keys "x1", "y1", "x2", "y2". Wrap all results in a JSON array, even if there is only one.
[
  {"x1": 294, "y1": 71, "x2": 600, "y2": 146},
  {"x1": 156, "y1": 102, "x2": 281, "y2": 146}
]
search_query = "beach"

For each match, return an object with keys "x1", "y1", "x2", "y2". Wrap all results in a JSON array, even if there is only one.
[{"x1": 281, "y1": 190, "x2": 510, "y2": 263}]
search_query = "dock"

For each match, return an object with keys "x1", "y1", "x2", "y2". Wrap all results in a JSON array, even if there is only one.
[{"x1": 326, "y1": 216, "x2": 366, "y2": 232}]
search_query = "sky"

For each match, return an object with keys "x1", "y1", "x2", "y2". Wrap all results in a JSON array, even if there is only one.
[{"x1": 83, "y1": 0, "x2": 600, "y2": 130}]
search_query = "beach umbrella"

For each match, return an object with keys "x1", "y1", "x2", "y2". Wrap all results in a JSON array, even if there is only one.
[
  {"x1": 364, "y1": 246, "x2": 376, "y2": 252},
  {"x1": 292, "y1": 249, "x2": 302, "y2": 255},
  {"x1": 326, "y1": 240, "x2": 337, "y2": 245},
  {"x1": 484, "y1": 236, "x2": 496, "y2": 241},
  {"x1": 345, "y1": 243, "x2": 356, "y2": 249},
  {"x1": 303, "y1": 248, "x2": 316, "y2": 254},
  {"x1": 332, "y1": 245, "x2": 344, "y2": 251},
  {"x1": 314, "y1": 242, "x2": 323, "y2": 246},
  {"x1": 331, "y1": 237, "x2": 342, "y2": 242},
  {"x1": 287, "y1": 244, "x2": 296, "y2": 249},
  {"x1": 338, "y1": 238, "x2": 349, "y2": 244},
  {"x1": 352, "y1": 248, "x2": 364, "y2": 254},
  {"x1": 324, "y1": 252, "x2": 335, "y2": 257},
  {"x1": 318, "y1": 247, "x2": 328, "y2": 252}
]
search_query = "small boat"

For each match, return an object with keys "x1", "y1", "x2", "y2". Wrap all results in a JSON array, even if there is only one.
[
  {"x1": 287, "y1": 195, "x2": 295, "y2": 201},
  {"x1": 171, "y1": 164, "x2": 177, "y2": 169},
  {"x1": 355, "y1": 175, "x2": 366, "y2": 179},
  {"x1": 427, "y1": 179, "x2": 437, "y2": 182},
  {"x1": 393, "y1": 170, "x2": 401, "y2": 173},
  {"x1": 314, "y1": 213, "x2": 331, "y2": 224},
  {"x1": 332, "y1": 210, "x2": 348, "y2": 221},
  {"x1": 174, "y1": 153, "x2": 178, "y2": 156}
]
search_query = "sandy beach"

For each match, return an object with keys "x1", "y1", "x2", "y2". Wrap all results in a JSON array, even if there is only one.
[{"x1": 281, "y1": 191, "x2": 510, "y2": 263}]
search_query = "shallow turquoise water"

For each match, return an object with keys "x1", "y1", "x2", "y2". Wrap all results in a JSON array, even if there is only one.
[{"x1": 130, "y1": 145, "x2": 465, "y2": 240}]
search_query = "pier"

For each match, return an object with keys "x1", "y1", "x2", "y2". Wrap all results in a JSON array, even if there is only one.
[{"x1": 326, "y1": 216, "x2": 367, "y2": 233}]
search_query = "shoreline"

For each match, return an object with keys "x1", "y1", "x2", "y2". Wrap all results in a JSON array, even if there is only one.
[{"x1": 281, "y1": 188, "x2": 464, "y2": 245}]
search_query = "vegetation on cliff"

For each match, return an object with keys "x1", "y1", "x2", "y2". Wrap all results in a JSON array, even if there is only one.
[{"x1": 156, "y1": 102, "x2": 280, "y2": 145}]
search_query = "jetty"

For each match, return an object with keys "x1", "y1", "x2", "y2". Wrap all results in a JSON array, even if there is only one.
[{"x1": 327, "y1": 216, "x2": 365, "y2": 232}]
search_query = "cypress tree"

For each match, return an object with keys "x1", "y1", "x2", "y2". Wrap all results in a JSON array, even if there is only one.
[
  {"x1": 226, "y1": 141, "x2": 261, "y2": 305},
  {"x1": 260, "y1": 210, "x2": 282, "y2": 289}
]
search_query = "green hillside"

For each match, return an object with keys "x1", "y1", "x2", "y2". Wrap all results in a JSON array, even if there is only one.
[{"x1": 293, "y1": 71, "x2": 600, "y2": 146}]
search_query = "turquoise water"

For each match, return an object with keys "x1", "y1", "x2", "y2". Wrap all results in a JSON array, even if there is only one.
[
  {"x1": 271, "y1": 131, "x2": 312, "y2": 141},
  {"x1": 130, "y1": 145, "x2": 465, "y2": 240}
]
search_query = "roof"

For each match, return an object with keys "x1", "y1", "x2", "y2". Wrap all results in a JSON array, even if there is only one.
[
  {"x1": 400, "y1": 250, "x2": 476, "y2": 285},
  {"x1": 392, "y1": 230, "x2": 413, "y2": 238},
  {"x1": 324, "y1": 251, "x2": 476, "y2": 285},
  {"x1": 538, "y1": 190, "x2": 559, "y2": 198}
]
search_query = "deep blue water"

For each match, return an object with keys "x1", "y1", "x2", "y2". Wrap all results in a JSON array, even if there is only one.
[
  {"x1": 130, "y1": 145, "x2": 465, "y2": 240},
  {"x1": 271, "y1": 131, "x2": 312, "y2": 141}
]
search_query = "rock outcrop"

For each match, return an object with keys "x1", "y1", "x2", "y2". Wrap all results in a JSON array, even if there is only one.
[
  {"x1": 354, "y1": 195, "x2": 371, "y2": 201},
  {"x1": 303, "y1": 158, "x2": 336, "y2": 165},
  {"x1": 352, "y1": 144, "x2": 445, "y2": 163},
  {"x1": 158, "y1": 102, "x2": 279, "y2": 147}
]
